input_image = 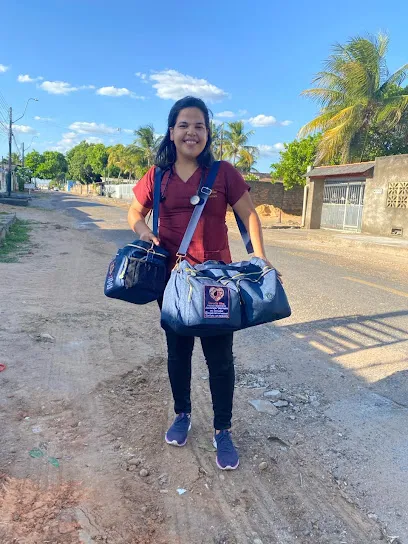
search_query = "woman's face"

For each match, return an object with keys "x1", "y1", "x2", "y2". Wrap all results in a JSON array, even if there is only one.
[{"x1": 170, "y1": 107, "x2": 209, "y2": 162}]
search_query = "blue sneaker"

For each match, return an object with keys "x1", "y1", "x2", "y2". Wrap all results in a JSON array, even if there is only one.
[
  {"x1": 165, "y1": 413, "x2": 191, "y2": 446},
  {"x1": 213, "y1": 430, "x2": 239, "y2": 470}
]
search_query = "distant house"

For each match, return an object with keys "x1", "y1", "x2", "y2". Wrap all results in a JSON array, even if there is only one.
[
  {"x1": 304, "y1": 154, "x2": 408, "y2": 238},
  {"x1": 0, "y1": 164, "x2": 18, "y2": 193}
]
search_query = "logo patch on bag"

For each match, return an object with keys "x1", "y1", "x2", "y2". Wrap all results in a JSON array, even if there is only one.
[{"x1": 204, "y1": 286, "x2": 230, "y2": 319}]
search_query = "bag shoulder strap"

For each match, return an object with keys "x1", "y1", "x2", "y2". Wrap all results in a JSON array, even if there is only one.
[
  {"x1": 177, "y1": 161, "x2": 221, "y2": 256},
  {"x1": 177, "y1": 161, "x2": 253, "y2": 257},
  {"x1": 152, "y1": 166, "x2": 163, "y2": 236}
]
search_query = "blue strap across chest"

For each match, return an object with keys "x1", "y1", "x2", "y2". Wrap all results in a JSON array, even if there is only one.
[{"x1": 151, "y1": 163, "x2": 253, "y2": 254}]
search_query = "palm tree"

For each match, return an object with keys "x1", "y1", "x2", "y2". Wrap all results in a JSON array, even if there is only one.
[
  {"x1": 299, "y1": 33, "x2": 408, "y2": 164},
  {"x1": 108, "y1": 144, "x2": 126, "y2": 179},
  {"x1": 133, "y1": 124, "x2": 162, "y2": 169},
  {"x1": 236, "y1": 148, "x2": 259, "y2": 174},
  {"x1": 223, "y1": 121, "x2": 257, "y2": 165}
]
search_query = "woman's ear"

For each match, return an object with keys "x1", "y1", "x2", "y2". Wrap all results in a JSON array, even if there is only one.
[{"x1": 169, "y1": 128, "x2": 174, "y2": 142}]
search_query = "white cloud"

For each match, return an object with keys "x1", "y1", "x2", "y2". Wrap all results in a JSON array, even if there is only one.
[
  {"x1": 80, "y1": 84, "x2": 96, "y2": 90},
  {"x1": 40, "y1": 80, "x2": 78, "y2": 95},
  {"x1": 257, "y1": 143, "x2": 285, "y2": 157},
  {"x1": 149, "y1": 69, "x2": 228, "y2": 102},
  {"x1": 34, "y1": 115, "x2": 54, "y2": 121},
  {"x1": 238, "y1": 109, "x2": 248, "y2": 116},
  {"x1": 18, "y1": 74, "x2": 43, "y2": 83},
  {"x1": 215, "y1": 111, "x2": 235, "y2": 118},
  {"x1": 122, "y1": 129, "x2": 134, "y2": 134},
  {"x1": 0, "y1": 64, "x2": 10, "y2": 73},
  {"x1": 249, "y1": 115, "x2": 277, "y2": 127},
  {"x1": 96, "y1": 86, "x2": 144, "y2": 99},
  {"x1": 51, "y1": 131, "x2": 104, "y2": 153},
  {"x1": 280, "y1": 120, "x2": 293, "y2": 126},
  {"x1": 13, "y1": 124, "x2": 38, "y2": 135},
  {"x1": 69, "y1": 121, "x2": 120, "y2": 135},
  {"x1": 135, "y1": 72, "x2": 147, "y2": 80}
]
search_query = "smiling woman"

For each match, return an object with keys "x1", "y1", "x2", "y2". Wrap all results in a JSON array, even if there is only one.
[{"x1": 127, "y1": 95, "x2": 278, "y2": 472}]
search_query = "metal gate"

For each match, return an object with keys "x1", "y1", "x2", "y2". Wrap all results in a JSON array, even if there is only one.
[{"x1": 321, "y1": 181, "x2": 365, "y2": 231}]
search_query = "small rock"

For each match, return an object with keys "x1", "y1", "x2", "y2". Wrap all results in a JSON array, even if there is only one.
[
  {"x1": 273, "y1": 400, "x2": 289, "y2": 408},
  {"x1": 128, "y1": 458, "x2": 142, "y2": 466},
  {"x1": 253, "y1": 539, "x2": 264, "y2": 544},
  {"x1": 128, "y1": 465, "x2": 136, "y2": 472},
  {"x1": 311, "y1": 400, "x2": 321, "y2": 407},
  {"x1": 263, "y1": 389, "x2": 282, "y2": 401},
  {"x1": 139, "y1": 468, "x2": 149, "y2": 477},
  {"x1": 219, "y1": 474, "x2": 225, "y2": 481},
  {"x1": 368, "y1": 513, "x2": 379, "y2": 521},
  {"x1": 160, "y1": 489, "x2": 168, "y2": 494},
  {"x1": 248, "y1": 399, "x2": 279, "y2": 416},
  {"x1": 259, "y1": 462, "x2": 268, "y2": 471},
  {"x1": 295, "y1": 393, "x2": 309, "y2": 403},
  {"x1": 158, "y1": 473, "x2": 168, "y2": 485},
  {"x1": 198, "y1": 467, "x2": 207, "y2": 475},
  {"x1": 40, "y1": 333, "x2": 55, "y2": 342},
  {"x1": 293, "y1": 406, "x2": 301, "y2": 413},
  {"x1": 289, "y1": 416, "x2": 296, "y2": 420}
]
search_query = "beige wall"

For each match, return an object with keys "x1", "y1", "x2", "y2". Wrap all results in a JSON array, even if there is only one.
[
  {"x1": 304, "y1": 178, "x2": 325, "y2": 229},
  {"x1": 248, "y1": 181, "x2": 303, "y2": 215},
  {"x1": 362, "y1": 154, "x2": 408, "y2": 238}
]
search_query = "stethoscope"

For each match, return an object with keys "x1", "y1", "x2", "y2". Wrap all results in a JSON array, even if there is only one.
[{"x1": 160, "y1": 166, "x2": 210, "y2": 206}]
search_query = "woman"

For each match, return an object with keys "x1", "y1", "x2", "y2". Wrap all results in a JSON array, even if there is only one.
[{"x1": 128, "y1": 96, "x2": 275, "y2": 470}]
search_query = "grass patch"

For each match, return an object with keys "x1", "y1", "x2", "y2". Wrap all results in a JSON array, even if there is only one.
[{"x1": 0, "y1": 219, "x2": 32, "y2": 263}]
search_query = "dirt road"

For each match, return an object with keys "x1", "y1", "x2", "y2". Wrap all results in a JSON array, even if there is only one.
[{"x1": 0, "y1": 194, "x2": 407, "y2": 543}]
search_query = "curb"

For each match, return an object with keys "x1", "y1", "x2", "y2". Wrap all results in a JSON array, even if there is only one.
[{"x1": 0, "y1": 213, "x2": 17, "y2": 242}]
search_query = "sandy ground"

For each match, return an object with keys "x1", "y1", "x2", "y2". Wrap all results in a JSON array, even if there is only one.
[{"x1": 0, "y1": 195, "x2": 407, "y2": 544}]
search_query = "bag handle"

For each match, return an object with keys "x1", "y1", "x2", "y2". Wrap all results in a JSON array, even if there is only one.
[
  {"x1": 177, "y1": 161, "x2": 254, "y2": 256},
  {"x1": 152, "y1": 166, "x2": 163, "y2": 237}
]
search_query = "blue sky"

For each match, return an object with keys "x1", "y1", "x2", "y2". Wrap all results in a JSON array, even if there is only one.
[{"x1": 1, "y1": 0, "x2": 407, "y2": 172}]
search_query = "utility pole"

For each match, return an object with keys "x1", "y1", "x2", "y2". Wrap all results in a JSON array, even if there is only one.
[
  {"x1": 22, "y1": 142, "x2": 25, "y2": 167},
  {"x1": 7, "y1": 107, "x2": 12, "y2": 197},
  {"x1": 6, "y1": 98, "x2": 38, "y2": 197}
]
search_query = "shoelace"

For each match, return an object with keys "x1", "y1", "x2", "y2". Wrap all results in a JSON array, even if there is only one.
[{"x1": 216, "y1": 431, "x2": 235, "y2": 453}]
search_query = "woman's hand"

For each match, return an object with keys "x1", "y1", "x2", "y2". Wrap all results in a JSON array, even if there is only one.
[
  {"x1": 256, "y1": 255, "x2": 283, "y2": 283},
  {"x1": 139, "y1": 230, "x2": 160, "y2": 246}
]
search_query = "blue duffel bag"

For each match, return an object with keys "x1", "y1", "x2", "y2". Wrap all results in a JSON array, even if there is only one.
[
  {"x1": 104, "y1": 167, "x2": 169, "y2": 304},
  {"x1": 161, "y1": 162, "x2": 291, "y2": 336}
]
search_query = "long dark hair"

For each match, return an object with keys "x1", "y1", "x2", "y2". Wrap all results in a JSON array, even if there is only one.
[{"x1": 155, "y1": 96, "x2": 214, "y2": 170}]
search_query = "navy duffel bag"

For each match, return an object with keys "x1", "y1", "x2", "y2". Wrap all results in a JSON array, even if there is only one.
[
  {"x1": 104, "y1": 167, "x2": 169, "y2": 305},
  {"x1": 161, "y1": 161, "x2": 291, "y2": 336},
  {"x1": 161, "y1": 257, "x2": 291, "y2": 336}
]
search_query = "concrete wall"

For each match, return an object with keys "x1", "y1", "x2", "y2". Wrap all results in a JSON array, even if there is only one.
[
  {"x1": 362, "y1": 154, "x2": 408, "y2": 238},
  {"x1": 304, "y1": 178, "x2": 325, "y2": 229},
  {"x1": 247, "y1": 181, "x2": 303, "y2": 214}
]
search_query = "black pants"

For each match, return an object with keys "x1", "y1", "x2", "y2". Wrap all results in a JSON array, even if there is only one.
[{"x1": 165, "y1": 329, "x2": 235, "y2": 430}]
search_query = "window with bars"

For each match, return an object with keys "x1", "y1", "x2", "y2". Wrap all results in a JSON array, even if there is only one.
[{"x1": 386, "y1": 182, "x2": 408, "y2": 208}]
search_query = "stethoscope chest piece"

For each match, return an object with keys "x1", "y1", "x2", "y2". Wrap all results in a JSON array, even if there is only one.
[{"x1": 190, "y1": 195, "x2": 201, "y2": 206}]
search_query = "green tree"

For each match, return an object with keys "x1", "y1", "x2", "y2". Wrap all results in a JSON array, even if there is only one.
[
  {"x1": 236, "y1": 147, "x2": 259, "y2": 174},
  {"x1": 362, "y1": 109, "x2": 408, "y2": 159},
  {"x1": 87, "y1": 143, "x2": 108, "y2": 177},
  {"x1": 11, "y1": 152, "x2": 21, "y2": 164},
  {"x1": 270, "y1": 135, "x2": 321, "y2": 189},
  {"x1": 67, "y1": 141, "x2": 97, "y2": 184},
  {"x1": 133, "y1": 124, "x2": 161, "y2": 170},
  {"x1": 223, "y1": 121, "x2": 257, "y2": 165},
  {"x1": 300, "y1": 33, "x2": 408, "y2": 164},
  {"x1": 25, "y1": 150, "x2": 44, "y2": 177},
  {"x1": 36, "y1": 151, "x2": 68, "y2": 181},
  {"x1": 108, "y1": 144, "x2": 127, "y2": 179}
]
